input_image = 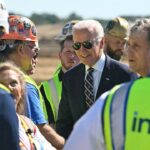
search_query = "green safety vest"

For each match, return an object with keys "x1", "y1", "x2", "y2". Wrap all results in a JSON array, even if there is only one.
[
  {"x1": 104, "y1": 78, "x2": 150, "y2": 150},
  {"x1": 0, "y1": 84, "x2": 10, "y2": 92},
  {"x1": 39, "y1": 64, "x2": 62, "y2": 123},
  {"x1": 24, "y1": 75, "x2": 48, "y2": 121}
]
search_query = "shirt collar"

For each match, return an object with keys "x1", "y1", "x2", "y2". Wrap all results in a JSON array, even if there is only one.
[{"x1": 85, "y1": 52, "x2": 106, "y2": 72}]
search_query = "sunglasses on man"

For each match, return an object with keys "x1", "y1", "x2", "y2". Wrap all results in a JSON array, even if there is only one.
[{"x1": 72, "y1": 38, "x2": 100, "y2": 51}]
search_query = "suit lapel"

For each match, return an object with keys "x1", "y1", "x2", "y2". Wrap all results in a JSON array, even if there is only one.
[{"x1": 96, "y1": 56, "x2": 112, "y2": 99}]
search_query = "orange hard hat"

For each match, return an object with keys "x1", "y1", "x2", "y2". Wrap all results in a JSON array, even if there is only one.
[{"x1": 0, "y1": 15, "x2": 38, "y2": 41}]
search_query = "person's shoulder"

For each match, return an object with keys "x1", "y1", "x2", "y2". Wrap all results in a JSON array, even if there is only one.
[
  {"x1": 0, "y1": 88, "x2": 9, "y2": 94},
  {"x1": 107, "y1": 57, "x2": 137, "y2": 79},
  {"x1": 107, "y1": 56, "x2": 130, "y2": 71},
  {"x1": 0, "y1": 89, "x2": 13, "y2": 100},
  {"x1": 65, "y1": 63, "x2": 84, "y2": 76},
  {"x1": 26, "y1": 82, "x2": 37, "y2": 90}
]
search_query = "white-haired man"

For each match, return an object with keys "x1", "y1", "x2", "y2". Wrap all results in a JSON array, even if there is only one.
[
  {"x1": 56, "y1": 19, "x2": 137, "y2": 139},
  {"x1": 64, "y1": 18, "x2": 150, "y2": 150}
]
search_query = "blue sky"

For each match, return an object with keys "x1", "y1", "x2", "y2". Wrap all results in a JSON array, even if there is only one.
[{"x1": 6, "y1": 0, "x2": 150, "y2": 19}]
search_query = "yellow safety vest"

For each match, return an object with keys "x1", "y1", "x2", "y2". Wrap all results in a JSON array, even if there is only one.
[
  {"x1": 104, "y1": 78, "x2": 150, "y2": 150},
  {"x1": 39, "y1": 65, "x2": 62, "y2": 123},
  {"x1": 24, "y1": 75, "x2": 48, "y2": 121},
  {"x1": 0, "y1": 84, "x2": 10, "y2": 92}
]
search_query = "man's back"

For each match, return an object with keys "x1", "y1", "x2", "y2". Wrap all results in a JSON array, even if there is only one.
[{"x1": 64, "y1": 77, "x2": 150, "y2": 150}]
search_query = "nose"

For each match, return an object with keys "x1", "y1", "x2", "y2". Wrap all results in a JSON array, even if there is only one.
[
  {"x1": 79, "y1": 44, "x2": 87, "y2": 54},
  {"x1": 126, "y1": 45, "x2": 134, "y2": 58},
  {"x1": 118, "y1": 41, "x2": 125, "y2": 50},
  {"x1": 120, "y1": 43, "x2": 124, "y2": 50}
]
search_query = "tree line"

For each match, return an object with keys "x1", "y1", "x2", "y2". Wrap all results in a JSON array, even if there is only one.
[{"x1": 9, "y1": 12, "x2": 150, "y2": 27}]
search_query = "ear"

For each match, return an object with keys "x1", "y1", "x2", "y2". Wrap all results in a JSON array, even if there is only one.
[
  {"x1": 99, "y1": 37, "x2": 104, "y2": 49},
  {"x1": 17, "y1": 44, "x2": 25, "y2": 56},
  {"x1": 104, "y1": 34, "x2": 109, "y2": 44},
  {"x1": 58, "y1": 51, "x2": 61, "y2": 59}
]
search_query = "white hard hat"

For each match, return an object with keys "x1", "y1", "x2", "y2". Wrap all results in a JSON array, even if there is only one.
[
  {"x1": 55, "y1": 20, "x2": 79, "y2": 41},
  {"x1": 0, "y1": 0, "x2": 9, "y2": 33}
]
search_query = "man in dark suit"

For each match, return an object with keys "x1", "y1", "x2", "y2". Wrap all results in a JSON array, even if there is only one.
[{"x1": 56, "y1": 20, "x2": 137, "y2": 139}]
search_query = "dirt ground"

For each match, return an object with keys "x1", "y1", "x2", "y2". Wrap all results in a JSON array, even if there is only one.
[{"x1": 31, "y1": 57, "x2": 60, "y2": 85}]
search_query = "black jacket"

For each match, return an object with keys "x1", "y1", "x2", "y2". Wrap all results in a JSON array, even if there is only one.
[{"x1": 56, "y1": 56, "x2": 137, "y2": 139}]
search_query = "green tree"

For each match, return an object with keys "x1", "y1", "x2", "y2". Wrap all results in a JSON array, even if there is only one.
[{"x1": 66, "y1": 12, "x2": 82, "y2": 22}]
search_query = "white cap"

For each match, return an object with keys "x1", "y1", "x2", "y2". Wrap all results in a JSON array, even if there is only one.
[{"x1": 0, "y1": 0, "x2": 9, "y2": 33}]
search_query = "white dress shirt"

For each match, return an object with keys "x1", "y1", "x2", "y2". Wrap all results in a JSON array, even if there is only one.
[{"x1": 85, "y1": 53, "x2": 106, "y2": 99}]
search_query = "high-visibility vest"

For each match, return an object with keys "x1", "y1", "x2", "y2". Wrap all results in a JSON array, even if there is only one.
[
  {"x1": 40, "y1": 65, "x2": 62, "y2": 123},
  {"x1": 103, "y1": 77, "x2": 150, "y2": 150},
  {"x1": 24, "y1": 75, "x2": 48, "y2": 121},
  {"x1": 0, "y1": 83, "x2": 10, "y2": 92}
]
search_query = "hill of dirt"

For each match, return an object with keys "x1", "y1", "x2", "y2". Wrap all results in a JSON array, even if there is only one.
[{"x1": 37, "y1": 24, "x2": 64, "y2": 57}]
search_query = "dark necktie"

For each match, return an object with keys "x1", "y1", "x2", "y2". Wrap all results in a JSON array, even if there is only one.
[{"x1": 84, "y1": 67, "x2": 95, "y2": 108}]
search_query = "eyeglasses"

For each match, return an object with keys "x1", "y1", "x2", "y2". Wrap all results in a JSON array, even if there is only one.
[
  {"x1": 72, "y1": 40, "x2": 94, "y2": 51},
  {"x1": 23, "y1": 42, "x2": 40, "y2": 51}
]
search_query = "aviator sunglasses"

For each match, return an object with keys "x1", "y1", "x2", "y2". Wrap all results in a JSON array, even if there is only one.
[
  {"x1": 72, "y1": 40, "x2": 94, "y2": 51},
  {"x1": 72, "y1": 38, "x2": 100, "y2": 51}
]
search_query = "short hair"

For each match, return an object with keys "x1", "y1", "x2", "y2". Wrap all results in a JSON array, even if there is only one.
[
  {"x1": 73, "y1": 20, "x2": 104, "y2": 40},
  {"x1": 130, "y1": 18, "x2": 150, "y2": 42},
  {"x1": 60, "y1": 35, "x2": 73, "y2": 52},
  {"x1": 0, "y1": 62, "x2": 26, "y2": 114}
]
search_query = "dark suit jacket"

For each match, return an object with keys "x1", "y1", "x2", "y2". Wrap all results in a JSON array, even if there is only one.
[
  {"x1": 56, "y1": 55, "x2": 137, "y2": 139},
  {"x1": 0, "y1": 89, "x2": 20, "y2": 150}
]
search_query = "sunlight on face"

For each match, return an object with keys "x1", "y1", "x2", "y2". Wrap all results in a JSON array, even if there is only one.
[
  {"x1": 0, "y1": 69, "x2": 22, "y2": 106},
  {"x1": 59, "y1": 40, "x2": 79, "y2": 70},
  {"x1": 73, "y1": 29, "x2": 101, "y2": 67},
  {"x1": 126, "y1": 31, "x2": 150, "y2": 76}
]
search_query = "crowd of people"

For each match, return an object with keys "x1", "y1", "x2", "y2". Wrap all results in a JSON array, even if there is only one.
[{"x1": 1, "y1": 0, "x2": 150, "y2": 150}]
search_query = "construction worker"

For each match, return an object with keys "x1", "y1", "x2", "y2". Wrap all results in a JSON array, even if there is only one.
[
  {"x1": 0, "y1": 15, "x2": 64, "y2": 149},
  {"x1": 64, "y1": 18, "x2": 150, "y2": 150},
  {"x1": 40, "y1": 20, "x2": 80, "y2": 127},
  {"x1": 104, "y1": 17, "x2": 129, "y2": 61},
  {"x1": 0, "y1": 1, "x2": 19, "y2": 150}
]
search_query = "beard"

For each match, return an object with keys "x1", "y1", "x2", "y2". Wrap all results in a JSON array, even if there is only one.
[{"x1": 105, "y1": 45, "x2": 122, "y2": 61}]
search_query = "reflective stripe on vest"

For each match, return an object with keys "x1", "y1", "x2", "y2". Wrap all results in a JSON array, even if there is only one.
[
  {"x1": 104, "y1": 85, "x2": 121, "y2": 150},
  {"x1": 40, "y1": 65, "x2": 62, "y2": 122},
  {"x1": 24, "y1": 75, "x2": 48, "y2": 121},
  {"x1": 0, "y1": 84, "x2": 10, "y2": 92},
  {"x1": 104, "y1": 78, "x2": 150, "y2": 150}
]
